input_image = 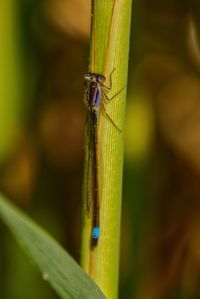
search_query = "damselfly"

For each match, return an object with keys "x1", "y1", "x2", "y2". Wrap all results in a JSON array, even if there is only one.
[{"x1": 84, "y1": 70, "x2": 122, "y2": 245}]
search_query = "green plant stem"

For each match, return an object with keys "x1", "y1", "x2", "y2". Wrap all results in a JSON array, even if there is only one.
[{"x1": 81, "y1": 1, "x2": 132, "y2": 298}]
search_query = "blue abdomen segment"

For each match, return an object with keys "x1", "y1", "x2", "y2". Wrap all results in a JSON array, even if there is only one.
[{"x1": 92, "y1": 226, "x2": 100, "y2": 240}]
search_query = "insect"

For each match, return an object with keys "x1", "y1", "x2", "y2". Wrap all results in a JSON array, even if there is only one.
[{"x1": 84, "y1": 70, "x2": 122, "y2": 245}]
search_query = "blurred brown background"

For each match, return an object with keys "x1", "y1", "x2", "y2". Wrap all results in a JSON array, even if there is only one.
[{"x1": 1, "y1": 0, "x2": 200, "y2": 298}]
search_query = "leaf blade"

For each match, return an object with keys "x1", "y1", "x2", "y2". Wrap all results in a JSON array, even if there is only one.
[{"x1": 0, "y1": 193, "x2": 106, "y2": 299}]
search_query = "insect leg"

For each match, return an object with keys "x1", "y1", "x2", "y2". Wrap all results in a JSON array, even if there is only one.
[
  {"x1": 100, "y1": 68, "x2": 116, "y2": 90},
  {"x1": 102, "y1": 102, "x2": 122, "y2": 132},
  {"x1": 102, "y1": 85, "x2": 126, "y2": 103}
]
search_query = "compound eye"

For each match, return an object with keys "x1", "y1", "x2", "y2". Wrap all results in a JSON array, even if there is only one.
[
  {"x1": 85, "y1": 72, "x2": 91, "y2": 77},
  {"x1": 96, "y1": 74, "x2": 103, "y2": 80}
]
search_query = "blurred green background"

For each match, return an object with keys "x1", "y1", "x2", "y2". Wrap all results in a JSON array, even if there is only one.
[{"x1": 1, "y1": 0, "x2": 200, "y2": 298}]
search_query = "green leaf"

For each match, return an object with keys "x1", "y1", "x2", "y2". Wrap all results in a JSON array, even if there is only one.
[{"x1": 0, "y1": 193, "x2": 106, "y2": 299}]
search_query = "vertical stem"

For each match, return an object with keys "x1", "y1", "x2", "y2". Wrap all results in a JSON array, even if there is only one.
[{"x1": 81, "y1": 1, "x2": 132, "y2": 298}]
